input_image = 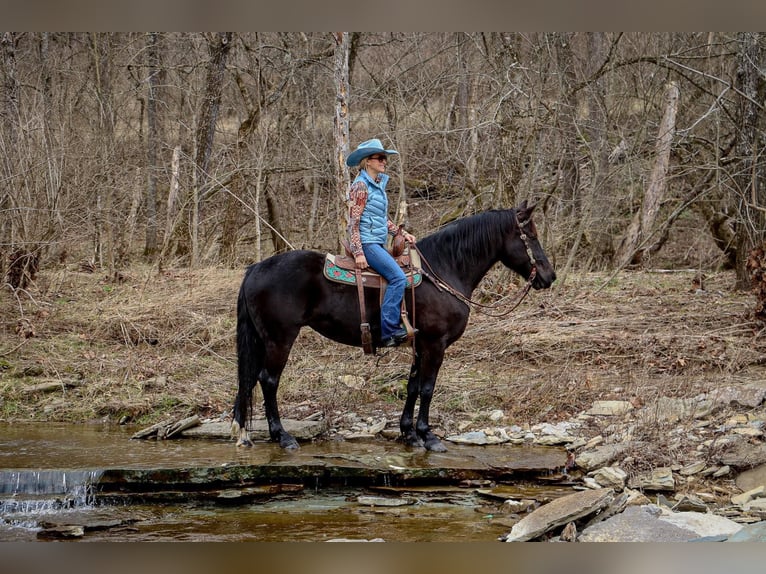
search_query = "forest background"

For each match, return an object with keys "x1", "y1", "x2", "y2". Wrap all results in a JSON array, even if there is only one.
[{"x1": 1, "y1": 32, "x2": 765, "y2": 285}]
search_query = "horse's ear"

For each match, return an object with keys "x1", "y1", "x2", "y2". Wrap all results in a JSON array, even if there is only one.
[{"x1": 517, "y1": 200, "x2": 535, "y2": 215}]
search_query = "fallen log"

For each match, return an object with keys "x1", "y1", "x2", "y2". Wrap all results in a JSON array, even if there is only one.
[{"x1": 131, "y1": 415, "x2": 201, "y2": 440}]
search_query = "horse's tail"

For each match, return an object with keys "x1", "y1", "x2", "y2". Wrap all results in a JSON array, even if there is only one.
[{"x1": 232, "y1": 267, "x2": 262, "y2": 445}]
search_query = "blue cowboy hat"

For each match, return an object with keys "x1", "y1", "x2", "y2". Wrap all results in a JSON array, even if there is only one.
[{"x1": 345, "y1": 138, "x2": 399, "y2": 167}]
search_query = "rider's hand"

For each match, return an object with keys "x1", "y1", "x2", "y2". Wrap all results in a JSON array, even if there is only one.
[{"x1": 354, "y1": 254, "x2": 368, "y2": 269}]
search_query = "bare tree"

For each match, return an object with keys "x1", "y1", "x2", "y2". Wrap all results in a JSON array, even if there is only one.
[
  {"x1": 615, "y1": 81, "x2": 679, "y2": 267},
  {"x1": 333, "y1": 32, "x2": 351, "y2": 251},
  {"x1": 144, "y1": 32, "x2": 163, "y2": 259},
  {"x1": 1, "y1": 32, "x2": 764, "y2": 281},
  {"x1": 1, "y1": 32, "x2": 19, "y2": 259},
  {"x1": 89, "y1": 32, "x2": 117, "y2": 270},
  {"x1": 733, "y1": 32, "x2": 766, "y2": 289}
]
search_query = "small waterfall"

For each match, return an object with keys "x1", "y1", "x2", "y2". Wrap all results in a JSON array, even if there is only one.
[{"x1": 0, "y1": 469, "x2": 103, "y2": 517}]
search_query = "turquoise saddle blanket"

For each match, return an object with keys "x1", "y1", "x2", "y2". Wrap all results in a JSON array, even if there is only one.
[{"x1": 323, "y1": 253, "x2": 422, "y2": 288}]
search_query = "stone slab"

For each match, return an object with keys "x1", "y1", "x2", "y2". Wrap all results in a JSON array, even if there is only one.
[
  {"x1": 502, "y1": 488, "x2": 614, "y2": 542},
  {"x1": 181, "y1": 419, "x2": 327, "y2": 441},
  {"x1": 580, "y1": 505, "x2": 699, "y2": 542},
  {"x1": 735, "y1": 463, "x2": 766, "y2": 492}
]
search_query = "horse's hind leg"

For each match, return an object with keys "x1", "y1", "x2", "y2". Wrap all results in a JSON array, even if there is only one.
[
  {"x1": 233, "y1": 292, "x2": 264, "y2": 447},
  {"x1": 232, "y1": 397, "x2": 255, "y2": 447},
  {"x1": 260, "y1": 370, "x2": 299, "y2": 449},
  {"x1": 259, "y1": 338, "x2": 300, "y2": 449}
]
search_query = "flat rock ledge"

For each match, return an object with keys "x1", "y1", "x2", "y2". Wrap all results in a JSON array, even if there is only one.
[{"x1": 181, "y1": 419, "x2": 327, "y2": 441}]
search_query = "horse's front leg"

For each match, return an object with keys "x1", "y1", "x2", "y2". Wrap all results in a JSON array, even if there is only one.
[
  {"x1": 400, "y1": 355, "x2": 423, "y2": 447},
  {"x1": 415, "y1": 350, "x2": 447, "y2": 452}
]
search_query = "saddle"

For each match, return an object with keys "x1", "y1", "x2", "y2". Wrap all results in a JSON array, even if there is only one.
[
  {"x1": 323, "y1": 238, "x2": 422, "y2": 355},
  {"x1": 323, "y1": 249, "x2": 422, "y2": 289}
]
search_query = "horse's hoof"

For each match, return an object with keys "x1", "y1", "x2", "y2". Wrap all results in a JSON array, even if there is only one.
[
  {"x1": 424, "y1": 438, "x2": 448, "y2": 452},
  {"x1": 236, "y1": 438, "x2": 254, "y2": 448},
  {"x1": 279, "y1": 435, "x2": 300, "y2": 450},
  {"x1": 399, "y1": 433, "x2": 424, "y2": 448}
]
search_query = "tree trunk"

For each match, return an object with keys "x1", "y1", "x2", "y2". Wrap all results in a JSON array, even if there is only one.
[
  {"x1": 615, "y1": 81, "x2": 679, "y2": 267},
  {"x1": 144, "y1": 32, "x2": 162, "y2": 259},
  {"x1": 188, "y1": 31, "x2": 232, "y2": 266},
  {"x1": 221, "y1": 70, "x2": 259, "y2": 266},
  {"x1": 733, "y1": 32, "x2": 766, "y2": 289},
  {"x1": 0, "y1": 32, "x2": 19, "y2": 253},
  {"x1": 90, "y1": 33, "x2": 116, "y2": 270},
  {"x1": 333, "y1": 32, "x2": 351, "y2": 252}
]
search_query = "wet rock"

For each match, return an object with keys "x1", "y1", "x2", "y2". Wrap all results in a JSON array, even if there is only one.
[
  {"x1": 326, "y1": 538, "x2": 386, "y2": 542},
  {"x1": 357, "y1": 495, "x2": 415, "y2": 507},
  {"x1": 37, "y1": 524, "x2": 85, "y2": 539},
  {"x1": 181, "y1": 419, "x2": 326, "y2": 441},
  {"x1": 590, "y1": 466, "x2": 627, "y2": 490},
  {"x1": 628, "y1": 467, "x2": 675, "y2": 491},
  {"x1": 579, "y1": 505, "x2": 698, "y2": 542},
  {"x1": 735, "y1": 463, "x2": 766, "y2": 492},
  {"x1": 214, "y1": 485, "x2": 303, "y2": 503},
  {"x1": 501, "y1": 488, "x2": 614, "y2": 542},
  {"x1": 502, "y1": 499, "x2": 536, "y2": 513},
  {"x1": 585, "y1": 401, "x2": 634, "y2": 416},
  {"x1": 339, "y1": 430, "x2": 377, "y2": 440}
]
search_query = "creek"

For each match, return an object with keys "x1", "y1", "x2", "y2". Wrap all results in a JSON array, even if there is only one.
[{"x1": 0, "y1": 422, "x2": 569, "y2": 541}]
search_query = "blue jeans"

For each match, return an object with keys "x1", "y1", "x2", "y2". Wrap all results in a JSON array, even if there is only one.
[{"x1": 362, "y1": 243, "x2": 407, "y2": 339}]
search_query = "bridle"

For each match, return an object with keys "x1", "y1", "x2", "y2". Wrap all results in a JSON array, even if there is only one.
[{"x1": 413, "y1": 210, "x2": 538, "y2": 317}]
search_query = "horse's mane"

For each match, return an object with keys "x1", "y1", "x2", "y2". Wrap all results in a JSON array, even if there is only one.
[{"x1": 417, "y1": 209, "x2": 517, "y2": 276}]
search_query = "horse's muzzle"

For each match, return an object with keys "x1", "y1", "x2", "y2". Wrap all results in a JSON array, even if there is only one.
[{"x1": 532, "y1": 265, "x2": 556, "y2": 289}]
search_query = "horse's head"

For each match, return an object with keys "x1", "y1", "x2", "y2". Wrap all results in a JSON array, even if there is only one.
[{"x1": 501, "y1": 201, "x2": 556, "y2": 290}]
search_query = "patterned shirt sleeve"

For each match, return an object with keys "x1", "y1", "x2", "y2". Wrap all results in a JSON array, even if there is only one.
[{"x1": 347, "y1": 180, "x2": 368, "y2": 257}]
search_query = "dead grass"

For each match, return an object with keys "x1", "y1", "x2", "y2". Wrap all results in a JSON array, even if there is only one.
[{"x1": 2, "y1": 262, "x2": 765, "y2": 448}]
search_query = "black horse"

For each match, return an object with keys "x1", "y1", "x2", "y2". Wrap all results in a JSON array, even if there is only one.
[{"x1": 232, "y1": 201, "x2": 556, "y2": 452}]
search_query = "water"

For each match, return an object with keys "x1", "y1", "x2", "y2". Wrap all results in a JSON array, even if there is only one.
[{"x1": 0, "y1": 422, "x2": 569, "y2": 541}]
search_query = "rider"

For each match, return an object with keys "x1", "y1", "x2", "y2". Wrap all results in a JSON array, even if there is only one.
[{"x1": 346, "y1": 138, "x2": 417, "y2": 347}]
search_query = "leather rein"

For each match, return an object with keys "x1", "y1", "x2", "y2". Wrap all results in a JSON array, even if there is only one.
[{"x1": 413, "y1": 211, "x2": 538, "y2": 318}]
